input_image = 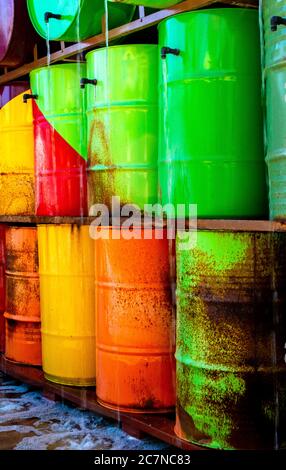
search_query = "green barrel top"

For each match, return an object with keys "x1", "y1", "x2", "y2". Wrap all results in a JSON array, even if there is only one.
[{"x1": 27, "y1": 0, "x2": 134, "y2": 41}]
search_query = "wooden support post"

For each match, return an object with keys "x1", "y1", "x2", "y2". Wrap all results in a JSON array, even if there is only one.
[
  {"x1": 121, "y1": 422, "x2": 146, "y2": 440},
  {"x1": 42, "y1": 388, "x2": 62, "y2": 402},
  {"x1": 33, "y1": 44, "x2": 38, "y2": 61},
  {"x1": 139, "y1": 6, "x2": 145, "y2": 22}
]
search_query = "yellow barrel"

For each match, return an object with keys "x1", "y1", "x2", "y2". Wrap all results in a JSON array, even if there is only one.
[
  {"x1": 38, "y1": 224, "x2": 96, "y2": 386},
  {"x1": 0, "y1": 84, "x2": 35, "y2": 215}
]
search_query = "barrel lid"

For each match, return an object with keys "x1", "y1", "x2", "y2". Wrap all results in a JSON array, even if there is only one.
[
  {"x1": 27, "y1": 0, "x2": 81, "y2": 41},
  {"x1": 30, "y1": 62, "x2": 86, "y2": 77},
  {"x1": 85, "y1": 43, "x2": 158, "y2": 60},
  {"x1": 4, "y1": 311, "x2": 41, "y2": 323},
  {"x1": 0, "y1": 0, "x2": 14, "y2": 61},
  {"x1": 157, "y1": 7, "x2": 257, "y2": 30}
]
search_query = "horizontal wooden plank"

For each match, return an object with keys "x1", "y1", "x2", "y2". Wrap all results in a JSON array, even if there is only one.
[
  {"x1": 0, "y1": 0, "x2": 258, "y2": 85},
  {"x1": 0, "y1": 216, "x2": 286, "y2": 233},
  {"x1": 0, "y1": 354, "x2": 203, "y2": 451}
]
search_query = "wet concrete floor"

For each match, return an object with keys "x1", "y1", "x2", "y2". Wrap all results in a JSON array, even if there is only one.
[{"x1": 0, "y1": 372, "x2": 168, "y2": 450}]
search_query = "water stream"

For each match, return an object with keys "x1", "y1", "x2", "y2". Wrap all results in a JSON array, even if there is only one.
[
  {"x1": 104, "y1": 0, "x2": 112, "y2": 163},
  {"x1": 161, "y1": 59, "x2": 172, "y2": 209},
  {"x1": 46, "y1": 22, "x2": 51, "y2": 67}
]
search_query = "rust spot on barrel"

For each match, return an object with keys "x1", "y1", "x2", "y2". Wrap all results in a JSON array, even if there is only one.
[
  {"x1": 88, "y1": 113, "x2": 116, "y2": 210},
  {"x1": 175, "y1": 231, "x2": 286, "y2": 450},
  {"x1": 95, "y1": 227, "x2": 175, "y2": 413}
]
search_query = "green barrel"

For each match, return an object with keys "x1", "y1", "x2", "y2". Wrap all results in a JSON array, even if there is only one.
[
  {"x1": 158, "y1": 9, "x2": 267, "y2": 218},
  {"x1": 176, "y1": 230, "x2": 286, "y2": 450},
  {"x1": 263, "y1": 0, "x2": 286, "y2": 220},
  {"x1": 109, "y1": 0, "x2": 180, "y2": 8},
  {"x1": 27, "y1": 0, "x2": 134, "y2": 41},
  {"x1": 83, "y1": 45, "x2": 158, "y2": 211}
]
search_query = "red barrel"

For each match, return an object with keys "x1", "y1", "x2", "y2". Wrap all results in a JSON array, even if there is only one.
[
  {"x1": 0, "y1": 226, "x2": 5, "y2": 353},
  {"x1": 30, "y1": 64, "x2": 88, "y2": 216},
  {"x1": 0, "y1": 0, "x2": 35, "y2": 67}
]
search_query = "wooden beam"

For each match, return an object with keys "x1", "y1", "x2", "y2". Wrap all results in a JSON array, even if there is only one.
[
  {"x1": 0, "y1": 216, "x2": 285, "y2": 233},
  {"x1": 0, "y1": 0, "x2": 257, "y2": 85}
]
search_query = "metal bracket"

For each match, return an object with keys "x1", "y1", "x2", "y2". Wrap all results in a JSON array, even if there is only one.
[
  {"x1": 161, "y1": 47, "x2": 180, "y2": 59},
  {"x1": 271, "y1": 16, "x2": 286, "y2": 32}
]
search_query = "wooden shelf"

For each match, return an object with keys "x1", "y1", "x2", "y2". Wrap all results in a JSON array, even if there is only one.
[
  {"x1": 0, "y1": 354, "x2": 204, "y2": 451},
  {"x1": 0, "y1": 216, "x2": 285, "y2": 233},
  {"x1": 0, "y1": 0, "x2": 257, "y2": 85}
]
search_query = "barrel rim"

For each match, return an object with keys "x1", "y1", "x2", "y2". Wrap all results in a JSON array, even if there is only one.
[
  {"x1": 157, "y1": 7, "x2": 258, "y2": 30},
  {"x1": 6, "y1": 225, "x2": 37, "y2": 231},
  {"x1": 30, "y1": 62, "x2": 86, "y2": 78},
  {"x1": 85, "y1": 43, "x2": 158, "y2": 60},
  {"x1": 4, "y1": 311, "x2": 41, "y2": 323}
]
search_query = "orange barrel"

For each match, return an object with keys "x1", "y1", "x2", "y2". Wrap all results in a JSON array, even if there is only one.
[
  {"x1": 4, "y1": 227, "x2": 41, "y2": 366},
  {"x1": 95, "y1": 227, "x2": 175, "y2": 412},
  {"x1": 0, "y1": 226, "x2": 5, "y2": 353}
]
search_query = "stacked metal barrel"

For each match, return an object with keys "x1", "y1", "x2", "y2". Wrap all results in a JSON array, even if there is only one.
[
  {"x1": 0, "y1": 226, "x2": 5, "y2": 353},
  {"x1": 263, "y1": 0, "x2": 286, "y2": 220},
  {"x1": 0, "y1": 0, "x2": 285, "y2": 450}
]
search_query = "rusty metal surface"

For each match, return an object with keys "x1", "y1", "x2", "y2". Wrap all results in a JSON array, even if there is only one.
[
  {"x1": 86, "y1": 45, "x2": 158, "y2": 211},
  {"x1": 176, "y1": 231, "x2": 286, "y2": 449},
  {"x1": 0, "y1": 84, "x2": 35, "y2": 216},
  {"x1": 95, "y1": 228, "x2": 176, "y2": 413},
  {"x1": 4, "y1": 227, "x2": 41, "y2": 365}
]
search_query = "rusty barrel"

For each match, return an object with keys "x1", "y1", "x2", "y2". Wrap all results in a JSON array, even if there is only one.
[
  {"x1": 4, "y1": 227, "x2": 41, "y2": 366},
  {"x1": 0, "y1": 0, "x2": 35, "y2": 67},
  {"x1": 0, "y1": 83, "x2": 35, "y2": 215},
  {"x1": 85, "y1": 45, "x2": 158, "y2": 211},
  {"x1": 95, "y1": 227, "x2": 175, "y2": 412},
  {"x1": 176, "y1": 230, "x2": 286, "y2": 449},
  {"x1": 38, "y1": 225, "x2": 95, "y2": 386},
  {"x1": 0, "y1": 226, "x2": 5, "y2": 353},
  {"x1": 263, "y1": 0, "x2": 286, "y2": 219}
]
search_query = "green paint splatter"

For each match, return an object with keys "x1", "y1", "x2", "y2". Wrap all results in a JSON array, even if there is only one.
[{"x1": 177, "y1": 231, "x2": 249, "y2": 291}]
